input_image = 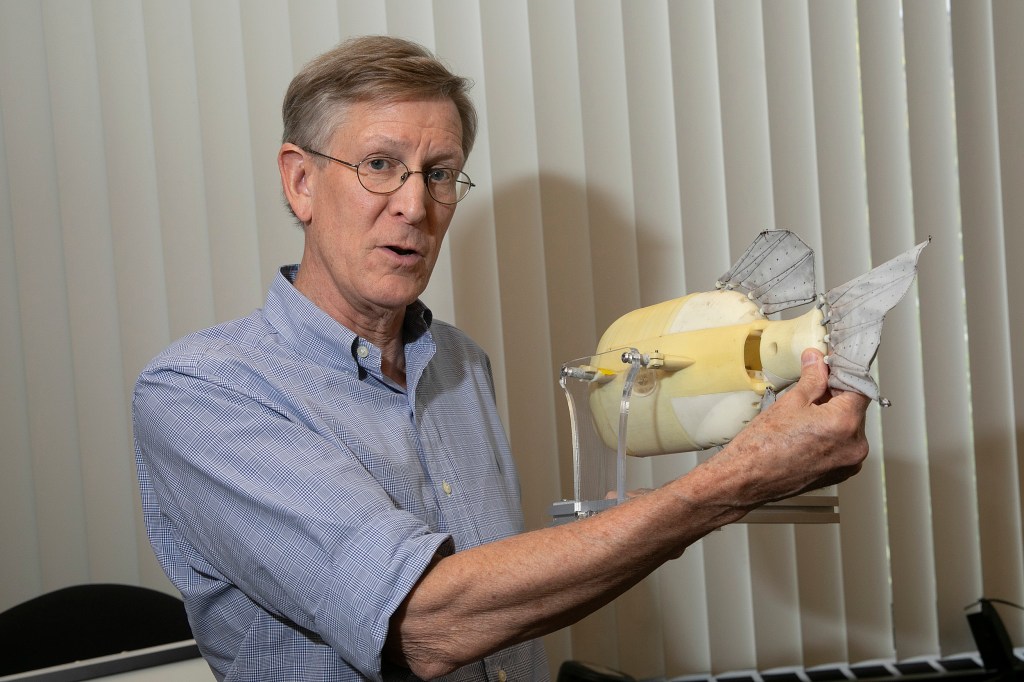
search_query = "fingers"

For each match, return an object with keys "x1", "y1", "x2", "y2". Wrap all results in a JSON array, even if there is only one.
[
  {"x1": 711, "y1": 346, "x2": 872, "y2": 505},
  {"x1": 830, "y1": 387, "x2": 872, "y2": 414},
  {"x1": 789, "y1": 348, "x2": 872, "y2": 414}
]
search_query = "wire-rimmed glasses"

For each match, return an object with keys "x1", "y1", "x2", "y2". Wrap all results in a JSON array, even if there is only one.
[{"x1": 304, "y1": 149, "x2": 475, "y2": 205}]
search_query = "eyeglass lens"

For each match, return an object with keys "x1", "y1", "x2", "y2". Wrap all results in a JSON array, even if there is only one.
[{"x1": 358, "y1": 157, "x2": 471, "y2": 204}]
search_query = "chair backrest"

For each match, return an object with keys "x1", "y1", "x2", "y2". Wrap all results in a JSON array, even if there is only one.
[{"x1": 0, "y1": 583, "x2": 194, "y2": 676}]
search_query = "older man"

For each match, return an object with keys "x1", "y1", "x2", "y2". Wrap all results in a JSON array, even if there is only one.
[{"x1": 134, "y1": 36, "x2": 869, "y2": 682}]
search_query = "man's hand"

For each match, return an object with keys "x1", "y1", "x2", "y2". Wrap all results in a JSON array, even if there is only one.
[{"x1": 691, "y1": 348, "x2": 871, "y2": 514}]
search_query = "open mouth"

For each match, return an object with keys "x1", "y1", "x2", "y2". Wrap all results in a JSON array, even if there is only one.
[{"x1": 387, "y1": 246, "x2": 419, "y2": 257}]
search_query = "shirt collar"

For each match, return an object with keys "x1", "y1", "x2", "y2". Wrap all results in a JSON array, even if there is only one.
[{"x1": 265, "y1": 265, "x2": 435, "y2": 382}]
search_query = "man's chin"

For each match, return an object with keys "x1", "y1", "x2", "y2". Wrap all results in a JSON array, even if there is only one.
[{"x1": 372, "y1": 282, "x2": 428, "y2": 310}]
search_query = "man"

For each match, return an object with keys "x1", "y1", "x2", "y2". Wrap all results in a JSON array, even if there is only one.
[{"x1": 134, "y1": 36, "x2": 869, "y2": 681}]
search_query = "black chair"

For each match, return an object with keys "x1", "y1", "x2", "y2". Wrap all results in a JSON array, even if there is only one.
[
  {"x1": 558, "y1": 660, "x2": 636, "y2": 682},
  {"x1": 0, "y1": 583, "x2": 195, "y2": 677}
]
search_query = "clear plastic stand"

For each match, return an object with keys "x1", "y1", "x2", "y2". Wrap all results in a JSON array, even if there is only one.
[
  {"x1": 550, "y1": 348, "x2": 639, "y2": 523},
  {"x1": 550, "y1": 347, "x2": 838, "y2": 525}
]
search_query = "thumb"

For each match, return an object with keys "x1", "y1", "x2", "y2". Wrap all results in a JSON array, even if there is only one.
[{"x1": 792, "y1": 347, "x2": 829, "y2": 403}]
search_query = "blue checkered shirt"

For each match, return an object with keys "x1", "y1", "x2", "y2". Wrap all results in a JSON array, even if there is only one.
[{"x1": 134, "y1": 266, "x2": 548, "y2": 681}]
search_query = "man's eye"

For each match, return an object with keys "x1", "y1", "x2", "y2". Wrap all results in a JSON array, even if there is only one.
[
  {"x1": 427, "y1": 168, "x2": 454, "y2": 183},
  {"x1": 364, "y1": 158, "x2": 396, "y2": 172}
]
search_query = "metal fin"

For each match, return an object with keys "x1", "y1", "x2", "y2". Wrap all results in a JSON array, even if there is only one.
[
  {"x1": 717, "y1": 230, "x2": 816, "y2": 314},
  {"x1": 824, "y1": 237, "x2": 930, "y2": 403}
]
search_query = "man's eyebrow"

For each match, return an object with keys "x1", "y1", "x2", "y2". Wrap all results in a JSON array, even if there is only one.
[
  {"x1": 359, "y1": 135, "x2": 463, "y2": 166},
  {"x1": 360, "y1": 134, "x2": 404, "y2": 151}
]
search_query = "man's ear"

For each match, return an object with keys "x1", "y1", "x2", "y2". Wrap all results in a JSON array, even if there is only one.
[{"x1": 278, "y1": 143, "x2": 313, "y2": 224}]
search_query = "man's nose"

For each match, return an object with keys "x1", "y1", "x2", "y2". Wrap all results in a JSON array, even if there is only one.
[
  {"x1": 403, "y1": 171, "x2": 437, "y2": 196},
  {"x1": 390, "y1": 171, "x2": 430, "y2": 220}
]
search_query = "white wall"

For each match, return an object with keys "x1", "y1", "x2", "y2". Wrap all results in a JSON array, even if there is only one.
[{"x1": 1, "y1": 1, "x2": 1022, "y2": 678}]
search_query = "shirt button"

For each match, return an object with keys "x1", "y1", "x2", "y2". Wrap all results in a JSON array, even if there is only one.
[
  {"x1": 442, "y1": 481, "x2": 452, "y2": 496},
  {"x1": 497, "y1": 669, "x2": 507, "y2": 682},
  {"x1": 356, "y1": 344, "x2": 370, "y2": 359}
]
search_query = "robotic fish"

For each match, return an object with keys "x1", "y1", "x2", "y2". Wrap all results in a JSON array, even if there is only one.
[{"x1": 574, "y1": 230, "x2": 929, "y2": 457}]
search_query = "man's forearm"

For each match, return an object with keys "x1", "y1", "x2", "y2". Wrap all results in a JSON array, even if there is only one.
[{"x1": 385, "y1": 466, "x2": 744, "y2": 679}]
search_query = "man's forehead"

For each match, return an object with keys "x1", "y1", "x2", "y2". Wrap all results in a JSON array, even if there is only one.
[
  {"x1": 342, "y1": 97, "x2": 458, "y2": 132},
  {"x1": 335, "y1": 99, "x2": 462, "y2": 147}
]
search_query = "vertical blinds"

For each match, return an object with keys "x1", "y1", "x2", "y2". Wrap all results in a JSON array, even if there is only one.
[{"x1": 0, "y1": 1, "x2": 1020, "y2": 678}]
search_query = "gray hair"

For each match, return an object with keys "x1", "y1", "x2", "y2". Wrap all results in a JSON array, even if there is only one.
[{"x1": 282, "y1": 35, "x2": 478, "y2": 160}]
